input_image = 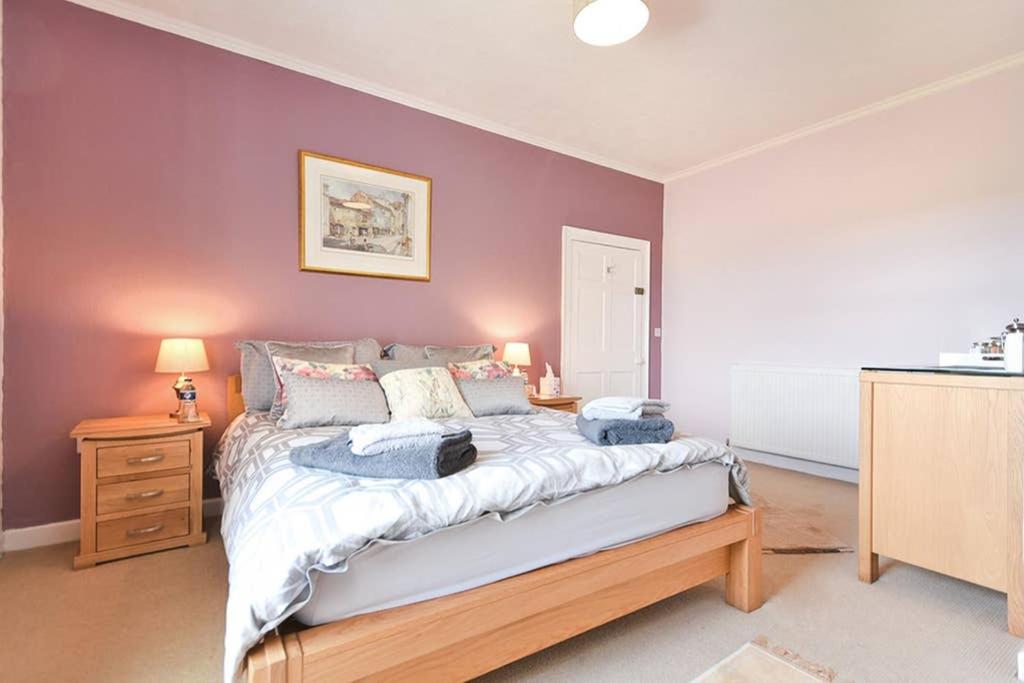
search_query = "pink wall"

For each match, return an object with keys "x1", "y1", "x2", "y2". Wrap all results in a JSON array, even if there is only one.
[
  {"x1": 662, "y1": 65, "x2": 1024, "y2": 442},
  {"x1": 2, "y1": 0, "x2": 663, "y2": 529}
]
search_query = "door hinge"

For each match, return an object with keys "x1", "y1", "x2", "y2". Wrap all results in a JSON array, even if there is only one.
[{"x1": 635, "y1": 287, "x2": 645, "y2": 295}]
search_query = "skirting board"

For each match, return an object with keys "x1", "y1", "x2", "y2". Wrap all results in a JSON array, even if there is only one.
[
  {"x1": 2, "y1": 497, "x2": 224, "y2": 552},
  {"x1": 735, "y1": 447, "x2": 859, "y2": 484}
]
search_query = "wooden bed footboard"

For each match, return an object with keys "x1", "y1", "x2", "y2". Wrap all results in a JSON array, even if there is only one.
[{"x1": 246, "y1": 504, "x2": 763, "y2": 682}]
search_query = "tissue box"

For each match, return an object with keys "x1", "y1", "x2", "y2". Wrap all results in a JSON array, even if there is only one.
[{"x1": 539, "y1": 377, "x2": 561, "y2": 397}]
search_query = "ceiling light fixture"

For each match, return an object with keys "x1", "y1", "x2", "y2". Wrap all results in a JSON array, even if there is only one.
[{"x1": 573, "y1": 0, "x2": 650, "y2": 47}]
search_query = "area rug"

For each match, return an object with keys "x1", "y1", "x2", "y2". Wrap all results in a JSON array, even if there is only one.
[
  {"x1": 692, "y1": 637, "x2": 837, "y2": 682},
  {"x1": 752, "y1": 493, "x2": 853, "y2": 555}
]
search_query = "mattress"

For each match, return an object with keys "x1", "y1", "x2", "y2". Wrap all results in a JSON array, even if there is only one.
[
  {"x1": 215, "y1": 409, "x2": 749, "y2": 681},
  {"x1": 294, "y1": 461, "x2": 729, "y2": 625}
]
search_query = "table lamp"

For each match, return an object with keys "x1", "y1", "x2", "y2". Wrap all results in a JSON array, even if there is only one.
[
  {"x1": 503, "y1": 342, "x2": 532, "y2": 380},
  {"x1": 155, "y1": 338, "x2": 209, "y2": 420}
]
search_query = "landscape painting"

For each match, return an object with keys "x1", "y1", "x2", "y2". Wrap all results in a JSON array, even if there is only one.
[
  {"x1": 320, "y1": 177, "x2": 415, "y2": 258},
  {"x1": 300, "y1": 151, "x2": 431, "y2": 280}
]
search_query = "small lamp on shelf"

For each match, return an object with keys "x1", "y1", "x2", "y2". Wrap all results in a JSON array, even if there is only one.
[
  {"x1": 155, "y1": 338, "x2": 209, "y2": 422},
  {"x1": 503, "y1": 342, "x2": 532, "y2": 383}
]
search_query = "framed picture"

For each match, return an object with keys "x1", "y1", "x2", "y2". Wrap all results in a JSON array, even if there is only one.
[{"x1": 299, "y1": 150, "x2": 431, "y2": 281}]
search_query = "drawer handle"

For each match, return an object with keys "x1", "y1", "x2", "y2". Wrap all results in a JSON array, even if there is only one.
[
  {"x1": 125, "y1": 488, "x2": 164, "y2": 501},
  {"x1": 126, "y1": 523, "x2": 165, "y2": 537},
  {"x1": 126, "y1": 454, "x2": 164, "y2": 465}
]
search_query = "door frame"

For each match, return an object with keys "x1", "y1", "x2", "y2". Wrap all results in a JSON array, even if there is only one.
[{"x1": 561, "y1": 225, "x2": 651, "y2": 399}]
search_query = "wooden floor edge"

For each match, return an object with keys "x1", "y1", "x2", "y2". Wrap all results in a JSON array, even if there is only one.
[{"x1": 246, "y1": 504, "x2": 762, "y2": 682}]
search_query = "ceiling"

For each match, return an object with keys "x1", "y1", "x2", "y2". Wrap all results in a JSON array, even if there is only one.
[{"x1": 73, "y1": 0, "x2": 1024, "y2": 181}]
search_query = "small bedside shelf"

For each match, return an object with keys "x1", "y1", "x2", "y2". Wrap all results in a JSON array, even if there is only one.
[
  {"x1": 70, "y1": 413, "x2": 211, "y2": 569},
  {"x1": 529, "y1": 395, "x2": 583, "y2": 414}
]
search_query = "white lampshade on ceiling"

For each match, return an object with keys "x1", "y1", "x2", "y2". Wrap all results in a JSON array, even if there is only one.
[
  {"x1": 155, "y1": 338, "x2": 210, "y2": 374},
  {"x1": 573, "y1": 0, "x2": 650, "y2": 47}
]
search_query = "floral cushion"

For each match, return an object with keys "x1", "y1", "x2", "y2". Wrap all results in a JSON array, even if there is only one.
[
  {"x1": 270, "y1": 358, "x2": 376, "y2": 419},
  {"x1": 448, "y1": 360, "x2": 513, "y2": 380},
  {"x1": 379, "y1": 367, "x2": 473, "y2": 420}
]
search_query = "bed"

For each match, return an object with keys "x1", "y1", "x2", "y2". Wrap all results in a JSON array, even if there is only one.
[{"x1": 219, "y1": 374, "x2": 762, "y2": 682}]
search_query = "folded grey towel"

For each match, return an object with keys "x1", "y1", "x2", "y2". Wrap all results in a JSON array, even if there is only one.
[
  {"x1": 290, "y1": 429, "x2": 476, "y2": 479},
  {"x1": 576, "y1": 414, "x2": 675, "y2": 446}
]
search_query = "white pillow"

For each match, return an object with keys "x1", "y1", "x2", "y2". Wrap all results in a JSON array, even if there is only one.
[{"x1": 379, "y1": 367, "x2": 473, "y2": 420}]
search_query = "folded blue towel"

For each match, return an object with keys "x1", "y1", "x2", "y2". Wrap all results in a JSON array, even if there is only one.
[
  {"x1": 576, "y1": 414, "x2": 675, "y2": 446},
  {"x1": 290, "y1": 429, "x2": 476, "y2": 479}
]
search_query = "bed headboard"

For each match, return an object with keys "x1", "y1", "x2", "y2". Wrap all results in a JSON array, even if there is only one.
[{"x1": 227, "y1": 374, "x2": 245, "y2": 422}]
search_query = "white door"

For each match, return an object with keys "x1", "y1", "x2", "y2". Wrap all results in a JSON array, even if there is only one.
[{"x1": 561, "y1": 226, "x2": 650, "y2": 406}]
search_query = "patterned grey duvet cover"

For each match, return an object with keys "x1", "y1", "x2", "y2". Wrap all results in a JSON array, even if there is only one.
[{"x1": 214, "y1": 409, "x2": 750, "y2": 682}]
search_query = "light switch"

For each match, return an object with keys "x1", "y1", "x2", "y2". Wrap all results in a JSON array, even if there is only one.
[{"x1": 654, "y1": 328, "x2": 662, "y2": 338}]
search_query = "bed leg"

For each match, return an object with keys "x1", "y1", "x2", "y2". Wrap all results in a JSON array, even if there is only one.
[
  {"x1": 247, "y1": 633, "x2": 291, "y2": 683},
  {"x1": 725, "y1": 505, "x2": 763, "y2": 613}
]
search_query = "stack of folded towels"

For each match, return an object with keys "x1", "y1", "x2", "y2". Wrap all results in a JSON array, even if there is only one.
[
  {"x1": 289, "y1": 417, "x2": 477, "y2": 479},
  {"x1": 576, "y1": 397, "x2": 675, "y2": 446}
]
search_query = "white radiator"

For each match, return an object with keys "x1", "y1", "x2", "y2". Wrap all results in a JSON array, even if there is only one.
[{"x1": 730, "y1": 365, "x2": 859, "y2": 470}]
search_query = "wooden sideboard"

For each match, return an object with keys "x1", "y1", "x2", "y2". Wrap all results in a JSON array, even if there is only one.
[{"x1": 858, "y1": 369, "x2": 1024, "y2": 635}]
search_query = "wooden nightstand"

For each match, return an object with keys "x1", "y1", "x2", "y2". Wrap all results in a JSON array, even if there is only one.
[
  {"x1": 70, "y1": 413, "x2": 211, "y2": 569},
  {"x1": 529, "y1": 395, "x2": 583, "y2": 414}
]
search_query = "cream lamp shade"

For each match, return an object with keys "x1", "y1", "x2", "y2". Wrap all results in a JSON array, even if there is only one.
[
  {"x1": 155, "y1": 338, "x2": 210, "y2": 374},
  {"x1": 503, "y1": 342, "x2": 532, "y2": 368}
]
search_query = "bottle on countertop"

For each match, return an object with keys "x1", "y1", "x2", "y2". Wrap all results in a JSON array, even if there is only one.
[{"x1": 176, "y1": 378, "x2": 201, "y2": 423}]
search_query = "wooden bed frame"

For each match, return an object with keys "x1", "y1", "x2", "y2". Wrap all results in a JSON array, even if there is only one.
[{"x1": 226, "y1": 374, "x2": 764, "y2": 682}]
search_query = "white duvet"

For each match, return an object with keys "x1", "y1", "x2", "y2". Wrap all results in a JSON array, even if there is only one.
[{"x1": 213, "y1": 408, "x2": 750, "y2": 682}]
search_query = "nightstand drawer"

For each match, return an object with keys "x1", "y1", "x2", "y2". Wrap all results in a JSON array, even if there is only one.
[
  {"x1": 96, "y1": 473, "x2": 190, "y2": 515},
  {"x1": 96, "y1": 439, "x2": 190, "y2": 477},
  {"x1": 96, "y1": 507, "x2": 190, "y2": 552}
]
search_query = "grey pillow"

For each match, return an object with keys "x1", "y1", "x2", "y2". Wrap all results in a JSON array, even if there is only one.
[
  {"x1": 236, "y1": 338, "x2": 383, "y2": 411},
  {"x1": 371, "y1": 358, "x2": 447, "y2": 377},
  {"x1": 277, "y1": 373, "x2": 389, "y2": 429},
  {"x1": 236, "y1": 340, "x2": 278, "y2": 411},
  {"x1": 266, "y1": 342, "x2": 356, "y2": 420},
  {"x1": 455, "y1": 377, "x2": 534, "y2": 417},
  {"x1": 383, "y1": 343, "x2": 495, "y2": 362},
  {"x1": 382, "y1": 343, "x2": 429, "y2": 361},
  {"x1": 425, "y1": 344, "x2": 496, "y2": 362}
]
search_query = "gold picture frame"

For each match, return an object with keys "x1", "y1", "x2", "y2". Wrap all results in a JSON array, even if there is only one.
[{"x1": 299, "y1": 150, "x2": 432, "y2": 281}]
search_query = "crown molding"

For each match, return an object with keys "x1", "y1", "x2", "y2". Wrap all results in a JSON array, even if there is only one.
[
  {"x1": 65, "y1": 0, "x2": 664, "y2": 182},
  {"x1": 664, "y1": 50, "x2": 1024, "y2": 183}
]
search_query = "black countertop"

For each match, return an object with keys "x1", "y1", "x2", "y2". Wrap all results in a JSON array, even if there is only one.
[{"x1": 862, "y1": 365, "x2": 1024, "y2": 377}]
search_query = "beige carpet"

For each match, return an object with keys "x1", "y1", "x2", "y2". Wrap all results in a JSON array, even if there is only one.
[
  {"x1": 0, "y1": 463, "x2": 1020, "y2": 682},
  {"x1": 752, "y1": 491, "x2": 852, "y2": 555}
]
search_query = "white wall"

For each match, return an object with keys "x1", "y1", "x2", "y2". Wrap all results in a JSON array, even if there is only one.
[{"x1": 662, "y1": 65, "x2": 1024, "y2": 443}]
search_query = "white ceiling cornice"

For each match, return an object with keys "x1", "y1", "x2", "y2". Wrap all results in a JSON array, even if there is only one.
[
  {"x1": 65, "y1": 0, "x2": 665, "y2": 182},
  {"x1": 64, "y1": 1, "x2": 1024, "y2": 185},
  {"x1": 664, "y1": 50, "x2": 1024, "y2": 182}
]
